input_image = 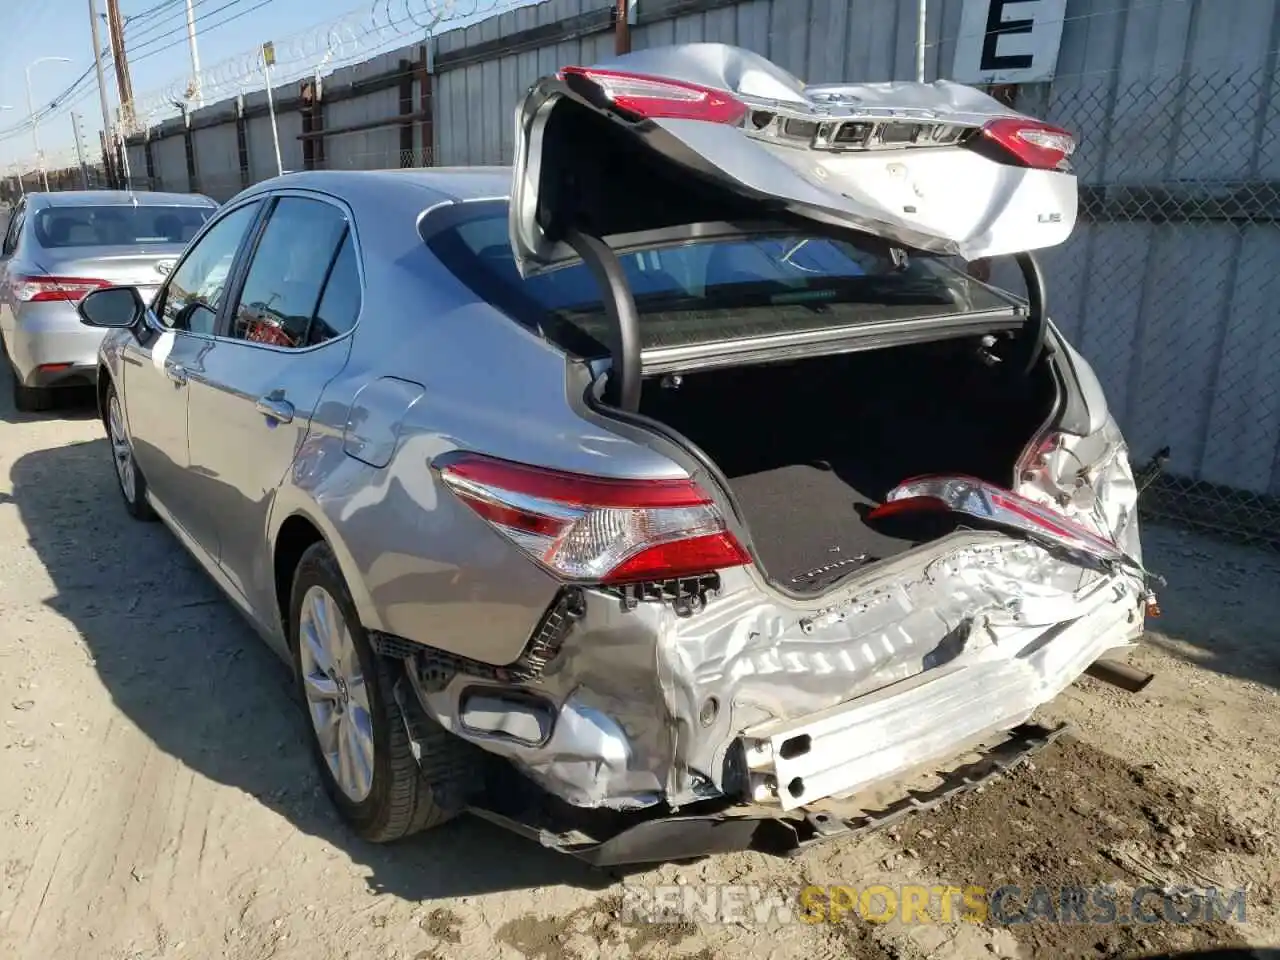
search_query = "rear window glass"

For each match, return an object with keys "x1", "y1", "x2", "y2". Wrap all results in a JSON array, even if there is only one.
[
  {"x1": 32, "y1": 205, "x2": 214, "y2": 249},
  {"x1": 425, "y1": 207, "x2": 1019, "y2": 356}
]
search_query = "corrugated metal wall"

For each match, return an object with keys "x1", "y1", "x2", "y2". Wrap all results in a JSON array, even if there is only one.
[{"x1": 122, "y1": 0, "x2": 1280, "y2": 508}]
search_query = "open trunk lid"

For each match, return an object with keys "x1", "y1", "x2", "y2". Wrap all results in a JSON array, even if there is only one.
[{"x1": 509, "y1": 43, "x2": 1078, "y2": 276}]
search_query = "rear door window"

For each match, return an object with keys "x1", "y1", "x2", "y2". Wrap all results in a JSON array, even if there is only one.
[
  {"x1": 425, "y1": 205, "x2": 1018, "y2": 357},
  {"x1": 31, "y1": 205, "x2": 214, "y2": 248},
  {"x1": 227, "y1": 197, "x2": 354, "y2": 349}
]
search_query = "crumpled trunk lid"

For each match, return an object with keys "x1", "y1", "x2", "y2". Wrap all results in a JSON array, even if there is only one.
[{"x1": 509, "y1": 42, "x2": 1078, "y2": 277}]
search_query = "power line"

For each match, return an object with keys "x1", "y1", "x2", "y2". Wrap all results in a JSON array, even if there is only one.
[
  {"x1": 124, "y1": 0, "x2": 185, "y2": 21},
  {"x1": 0, "y1": 63, "x2": 100, "y2": 139},
  {"x1": 123, "y1": 0, "x2": 220, "y2": 45},
  {"x1": 132, "y1": 0, "x2": 277, "y2": 65},
  {"x1": 127, "y1": 0, "x2": 257, "y2": 53}
]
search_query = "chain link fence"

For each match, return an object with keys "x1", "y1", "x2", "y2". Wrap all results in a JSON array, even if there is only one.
[{"x1": 1038, "y1": 65, "x2": 1280, "y2": 549}]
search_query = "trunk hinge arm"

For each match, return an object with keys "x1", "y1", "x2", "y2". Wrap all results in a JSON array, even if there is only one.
[
  {"x1": 564, "y1": 227, "x2": 642, "y2": 412},
  {"x1": 1013, "y1": 250, "x2": 1048, "y2": 377}
]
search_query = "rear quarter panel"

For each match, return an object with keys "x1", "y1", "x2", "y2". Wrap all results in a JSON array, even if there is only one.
[{"x1": 277, "y1": 192, "x2": 686, "y2": 665}]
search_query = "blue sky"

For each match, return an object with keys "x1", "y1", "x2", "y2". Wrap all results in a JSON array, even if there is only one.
[{"x1": 0, "y1": 0, "x2": 517, "y2": 169}]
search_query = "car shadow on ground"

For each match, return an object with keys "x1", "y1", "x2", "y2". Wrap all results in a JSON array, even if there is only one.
[
  {"x1": 0, "y1": 382, "x2": 100, "y2": 426},
  {"x1": 1139, "y1": 523, "x2": 1280, "y2": 691},
  {"x1": 6, "y1": 422, "x2": 624, "y2": 903}
]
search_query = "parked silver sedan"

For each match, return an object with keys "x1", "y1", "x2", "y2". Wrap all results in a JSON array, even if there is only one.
[
  {"x1": 0, "y1": 190, "x2": 216, "y2": 411},
  {"x1": 77, "y1": 45, "x2": 1156, "y2": 866}
]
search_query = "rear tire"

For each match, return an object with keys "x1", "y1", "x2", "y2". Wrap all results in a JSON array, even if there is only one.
[
  {"x1": 290, "y1": 542, "x2": 474, "y2": 842},
  {"x1": 11, "y1": 369, "x2": 53, "y2": 413},
  {"x1": 104, "y1": 383, "x2": 157, "y2": 521}
]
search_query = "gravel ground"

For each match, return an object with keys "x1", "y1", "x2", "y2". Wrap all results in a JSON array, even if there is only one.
[{"x1": 1, "y1": 375, "x2": 1278, "y2": 960}]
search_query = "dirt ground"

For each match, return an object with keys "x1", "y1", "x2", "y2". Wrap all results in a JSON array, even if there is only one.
[{"x1": 2, "y1": 376, "x2": 1278, "y2": 960}]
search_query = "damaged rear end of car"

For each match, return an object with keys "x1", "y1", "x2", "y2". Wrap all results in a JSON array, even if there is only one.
[{"x1": 396, "y1": 44, "x2": 1157, "y2": 864}]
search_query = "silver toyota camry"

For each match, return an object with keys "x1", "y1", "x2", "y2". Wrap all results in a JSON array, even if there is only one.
[
  {"x1": 1, "y1": 190, "x2": 217, "y2": 411},
  {"x1": 77, "y1": 45, "x2": 1156, "y2": 865}
]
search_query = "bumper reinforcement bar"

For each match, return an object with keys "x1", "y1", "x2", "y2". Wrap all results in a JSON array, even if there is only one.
[{"x1": 464, "y1": 721, "x2": 1072, "y2": 867}]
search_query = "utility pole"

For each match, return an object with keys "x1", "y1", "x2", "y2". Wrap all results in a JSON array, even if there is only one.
[
  {"x1": 71, "y1": 113, "x2": 92, "y2": 188},
  {"x1": 185, "y1": 0, "x2": 204, "y2": 109},
  {"x1": 105, "y1": 0, "x2": 135, "y2": 135},
  {"x1": 88, "y1": 0, "x2": 116, "y2": 183}
]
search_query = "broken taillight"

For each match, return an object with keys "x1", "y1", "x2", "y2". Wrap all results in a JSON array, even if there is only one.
[
  {"x1": 438, "y1": 452, "x2": 750, "y2": 584},
  {"x1": 979, "y1": 118, "x2": 1076, "y2": 170},
  {"x1": 557, "y1": 66, "x2": 749, "y2": 125},
  {"x1": 868, "y1": 474, "x2": 1125, "y2": 564}
]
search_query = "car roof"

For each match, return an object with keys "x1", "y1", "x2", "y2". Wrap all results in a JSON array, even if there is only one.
[
  {"x1": 26, "y1": 190, "x2": 216, "y2": 209},
  {"x1": 239, "y1": 167, "x2": 514, "y2": 205}
]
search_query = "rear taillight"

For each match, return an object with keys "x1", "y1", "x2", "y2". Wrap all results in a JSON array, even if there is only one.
[
  {"x1": 557, "y1": 66, "x2": 748, "y2": 126},
  {"x1": 438, "y1": 452, "x2": 751, "y2": 584},
  {"x1": 12, "y1": 275, "x2": 110, "y2": 303},
  {"x1": 868, "y1": 474, "x2": 1124, "y2": 564},
  {"x1": 979, "y1": 118, "x2": 1076, "y2": 171}
]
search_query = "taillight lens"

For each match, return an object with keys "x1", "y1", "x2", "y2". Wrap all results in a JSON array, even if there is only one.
[
  {"x1": 12, "y1": 275, "x2": 110, "y2": 303},
  {"x1": 558, "y1": 65, "x2": 748, "y2": 126},
  {"x1": 438, "y1": 452, "x2": 751, "y2": 584},
  {"x1": 979, "y1": 118, "x2": 1076, "y2": 170},
  {"x1": 868, "y1": 474, "x2": 1125, "y2": 564}
]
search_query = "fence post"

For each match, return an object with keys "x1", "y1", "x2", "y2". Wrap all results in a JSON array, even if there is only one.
[
  {"x1": 183, "y1": 109, "x2": 199, "y2": 193},
  {"x1": 143, "y1": 133, "x2": 156, "y2": 190},
  {"x1": 418, "y1": 42, "x2": 433, "y2": 167},
  {"x1": 398, "y1": 58, "x2": 415, "y2": 167},
  {"x1": 235, "y1": 93, "x2": 251, "y2": 188},
  {"x1": 300, "y1": 79, "x2": 326, "y2": 171},
  {"x1": 99, "y1": 130, "x2": 116, "y2": 189},
  {"x1": 614, "y1": 0, "x2": 631, "y2": 55}
]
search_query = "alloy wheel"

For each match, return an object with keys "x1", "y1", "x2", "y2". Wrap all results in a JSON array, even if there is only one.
[
  {"x1": 107, "y1": 395, "x2": 137, "y2": 503},
  {"x1": 297, "y1": 584, "x2": 376, "y2": 803}
]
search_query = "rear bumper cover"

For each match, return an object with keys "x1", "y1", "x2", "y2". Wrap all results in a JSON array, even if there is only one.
[
  {"x1": 6, "y1": 302, "x2": 106, "y2": 385},
  {"x1": 396, "y1": 534, "x2": 1145, "y2": 834}
]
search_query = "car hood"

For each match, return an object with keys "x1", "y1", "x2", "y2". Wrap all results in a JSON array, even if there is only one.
[{"x1": 509, "y1": 43, "x2": 1078, "y2": 277}]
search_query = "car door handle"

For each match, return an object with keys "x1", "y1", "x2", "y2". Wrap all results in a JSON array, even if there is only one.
[
  {"x1": 255, "y1": 395, "x2": 295, "y2": 424},
  {"x1": 165, "y1": 363, "x2": 188, "y2": 386}
]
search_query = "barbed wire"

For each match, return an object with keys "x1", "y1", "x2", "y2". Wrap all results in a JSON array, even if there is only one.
[{"x1": 130, "y1": 0, "x2": 531, "y2": 127}]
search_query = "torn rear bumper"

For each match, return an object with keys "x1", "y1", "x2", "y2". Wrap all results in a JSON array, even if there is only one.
[
  {"x1": 465, "y1": 722, "x2": 1070, "y2": 867},
  {"x1": 740, "y1": 594, "x2": 1136, "y2": 810}
]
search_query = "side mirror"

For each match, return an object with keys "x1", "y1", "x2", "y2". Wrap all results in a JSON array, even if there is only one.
[{"x1": 78, "y1": 286, "x2": 144, "y2": 329}]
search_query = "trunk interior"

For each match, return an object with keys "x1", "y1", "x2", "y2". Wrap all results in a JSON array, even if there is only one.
[{"x1": 637, "y1": 338, "x2": 1059, "y2": 593}]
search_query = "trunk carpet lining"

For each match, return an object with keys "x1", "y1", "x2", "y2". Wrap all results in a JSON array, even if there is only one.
[{"x1": 727, "y1": 462, "x2": 957, "y2": 591}]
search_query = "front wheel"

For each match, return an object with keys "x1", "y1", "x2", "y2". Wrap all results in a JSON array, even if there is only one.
[
  {"x1": 104, "y1": 384, "x2": 156, "y2": 521},
  {"x1": 290, "y1": 542, "x2": 474, "y2": 842}
]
